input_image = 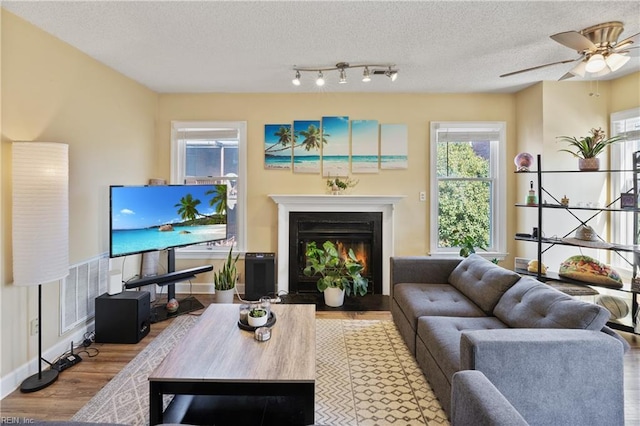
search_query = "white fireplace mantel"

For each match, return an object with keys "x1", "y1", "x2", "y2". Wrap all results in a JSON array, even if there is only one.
[{"x1": 269, "y1": 194, "x2": 405, "y2": 296}]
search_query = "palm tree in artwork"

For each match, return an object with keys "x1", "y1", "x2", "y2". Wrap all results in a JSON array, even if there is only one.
[
  {"x1": 205, "y1": 185, "x2": 228, "y2": 216},
  {"x1": 265, "y1": 125, "x2": 295, "y2": 153},
  {"x1": 175, "y1": 194, "x2": 201, "y2": 222},
  {"x1": 298, "y1": 124, "x2": 328, "y2": 151}
]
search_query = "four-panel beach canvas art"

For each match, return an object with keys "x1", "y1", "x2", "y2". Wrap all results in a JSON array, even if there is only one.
[{"x1": 264, "y1": 117, "x2": 408, "y2": 174}]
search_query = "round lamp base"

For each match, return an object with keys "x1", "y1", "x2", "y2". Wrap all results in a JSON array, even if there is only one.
[{"x1": 20, "y1": 369, "x2": 59, "y2": 393}]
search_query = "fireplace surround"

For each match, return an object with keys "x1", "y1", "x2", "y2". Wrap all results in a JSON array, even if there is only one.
[{"x1": 269, "y1": 195, "x2": 405, "y2": 296}]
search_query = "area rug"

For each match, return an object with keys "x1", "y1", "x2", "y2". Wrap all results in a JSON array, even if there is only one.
[{"x1": 72, "y1": 315, "x2": 448, "y2": 425}]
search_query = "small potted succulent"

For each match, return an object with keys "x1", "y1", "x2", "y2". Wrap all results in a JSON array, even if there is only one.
[
  {"x1": 248, "y1": 306, "x2": 268, "y2": 327},
  {"x1": 557, "y1": 127, "x2": 624, "y2": 171}
]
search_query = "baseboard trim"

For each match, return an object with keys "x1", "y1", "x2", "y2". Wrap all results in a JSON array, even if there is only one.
[{"x1": 1, "y1": 321, "x2": 94, "y2": 399}]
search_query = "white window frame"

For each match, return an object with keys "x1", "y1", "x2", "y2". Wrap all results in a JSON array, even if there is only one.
[
  {"x1": 610, "y1": 108, "x2": 640, "y2": 275},
  {"x1": 429, "y1": 121, "x2": 507, "y2": 261},
  {"x1": 171, "y1": 120, "x2": 247, "y2": 259}
]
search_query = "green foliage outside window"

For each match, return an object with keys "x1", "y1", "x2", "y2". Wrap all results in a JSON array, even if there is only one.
[{"x1": 437, "y1": 141, "x2": 492, "y2": 250}]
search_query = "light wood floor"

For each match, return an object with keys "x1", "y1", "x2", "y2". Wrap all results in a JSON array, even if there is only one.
[{"x1": 0, "y1": 294, "x2": 638, "y2": 424}]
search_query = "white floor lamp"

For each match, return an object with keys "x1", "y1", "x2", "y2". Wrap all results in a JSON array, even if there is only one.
[{"x1": 12, "y1": 142, "x2": 69, "y2": 392}]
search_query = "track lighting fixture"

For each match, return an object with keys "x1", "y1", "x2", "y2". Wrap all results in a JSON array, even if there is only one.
[{"x1": 291, "y1": 62, "x2": 398, "y2": 86}]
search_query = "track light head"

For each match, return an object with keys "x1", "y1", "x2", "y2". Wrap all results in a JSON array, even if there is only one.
[
  {"x1": 316, "y1": 71, "x2": 325, "y2": 86},
  {"x1": 362, "y1": 67, "x2": 371, "y2": 82},
  {"x1": 385, "y1": 68, "x2": 398, "y2": 81},
  {"x1": 339, "y1": 68, "x2": 347, "y2": 84},
  {"x1": 292, "y1": 70, "x2": 301, "y2": 86}
]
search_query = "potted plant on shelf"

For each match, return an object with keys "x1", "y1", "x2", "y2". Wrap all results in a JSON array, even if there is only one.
[
  {"x1": 303, "y1": 240, "x2": 368, "y2": 307},
  {"x1": 557, "y1": 127, "x2": 624, "y2": 171},
  {"x1": 213, "y1": 246, "x2": 239, "y2": 303}
]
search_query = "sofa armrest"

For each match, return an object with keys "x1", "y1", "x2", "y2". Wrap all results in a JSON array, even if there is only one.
[
  {"x1": 390, "y1": 256, "x2": 461, "y2": 286},
  {"x1": 460, "y1": 328, "x2": 625, "y2": 426},
  {"x1": 451, "y1": 370, "x2": 528, "y2": 426}
]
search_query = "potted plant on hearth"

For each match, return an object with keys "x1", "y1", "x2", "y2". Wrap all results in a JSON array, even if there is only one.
[
  {"x1": 557, "y1": 127, "x2": 625, "y2": 171},
  {"x1": 303, "y1": 240, "x2": 368, "y2": 307},
  {"x1": 213, "y1": 246, "x2": 239, "y2": 303}
]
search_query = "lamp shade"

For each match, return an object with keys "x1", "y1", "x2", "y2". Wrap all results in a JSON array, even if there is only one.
[{"x1": 12, "y1": 142, "x2": 69, "y2": 286}]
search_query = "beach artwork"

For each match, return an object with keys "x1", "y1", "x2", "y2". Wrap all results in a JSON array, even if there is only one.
[
  {"x1": 264, "y1": 124, "x2": 292, "y2": 170},
  {"x1": 380, "y1": 124, "x2": 409, "y2": 169},
  {"x1": 321, "y1": 116, "x2": 350, "y2": 177},
  {"x1": 351, "y1": 120, "x2": 380, "y2": 173},
  {"x1": 293, "y1": 120, "x2": 322, "y2": 173}
]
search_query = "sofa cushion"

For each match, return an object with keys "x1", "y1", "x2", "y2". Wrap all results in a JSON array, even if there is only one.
[
  {"x1": 393, "y1": 283, "x2": 486, "y2": 332},
  {"x1": 494, "y1": 276, "x2": 610, "y2": 330},
  {"x1": 416, "y1": 316, "x2": 508, "y2": 384},
  {"x1": 448, "y1": 254, "x2": 521, "y2": 314}
]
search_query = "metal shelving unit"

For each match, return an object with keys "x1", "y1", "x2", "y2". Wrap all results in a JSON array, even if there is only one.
[{"x1": 515, "y1": 154, "x2": 639, "y2": 334}]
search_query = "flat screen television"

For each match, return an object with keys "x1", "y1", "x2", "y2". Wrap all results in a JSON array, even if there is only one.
[{"x1": 109, "y1": 184, "x2": 227, "y2": 258}]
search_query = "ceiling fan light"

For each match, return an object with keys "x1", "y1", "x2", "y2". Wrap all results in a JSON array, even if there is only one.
[
  {"x1": 585, "y1": 53, "x2": 606, "y2": 73},
  {"x1": 292, "y1": 70, "x2": 301, "y2": 86},
  {"x1": 606, "y1": 53, "x2": 630, "y2": 72},
  {"x1": 569, "y1": 61, "x2": 587, "y2": 77},
  {"x1": 316, "y1": 71, "x2": 325, "y2": 86}
]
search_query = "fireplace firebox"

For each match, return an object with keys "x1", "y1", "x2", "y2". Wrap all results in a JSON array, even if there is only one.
[{"x1": 289, "y1": 212, "x2": 383, "y2": 294}]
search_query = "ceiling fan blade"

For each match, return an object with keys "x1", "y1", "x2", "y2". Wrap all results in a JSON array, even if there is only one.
[
  {"x1": 550, "y1": 31, "x2": 596, "y2": 51},
  {"x1": 558, "y1": 72, "x2": 575, "y2": 81},
  {"x1": 614, "y1": 31, "x2": 640, "y2": 51},
  {"x1": 500, "y1": 58, "x2": 578, "y2": 78}
]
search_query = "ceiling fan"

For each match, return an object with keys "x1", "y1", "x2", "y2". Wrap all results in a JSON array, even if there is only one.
[{"x1": 501, "y1": 21, "x2": 639, "y2": 80}]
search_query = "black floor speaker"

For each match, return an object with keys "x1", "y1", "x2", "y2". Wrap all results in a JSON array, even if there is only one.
[
  {"x1": 95, "y1": 291, "x2": 151, "y2": 344},
  {"x1": 245, "y1": 253, "x2": 276, "y2": 301}
]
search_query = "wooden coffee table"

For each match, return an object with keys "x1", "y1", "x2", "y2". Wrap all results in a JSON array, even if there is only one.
[{"x1": 149, "y1": 303, "x2": 316, "y2": 425}]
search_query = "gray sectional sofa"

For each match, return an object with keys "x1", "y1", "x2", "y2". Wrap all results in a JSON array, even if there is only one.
[{"x1": 390, "y1": 254, "x2": 628, "y2": 425}]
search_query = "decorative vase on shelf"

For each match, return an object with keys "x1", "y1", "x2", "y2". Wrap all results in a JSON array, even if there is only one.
[{"x1": 578, "y1": 157, "x2": 600, "y2": 171}]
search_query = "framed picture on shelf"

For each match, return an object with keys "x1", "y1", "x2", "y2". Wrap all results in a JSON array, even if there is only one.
[{"x1": 620, "y1": 193, "x2": 636, "y2": 209}]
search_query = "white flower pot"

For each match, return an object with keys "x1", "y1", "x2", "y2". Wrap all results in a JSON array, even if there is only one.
[
  {"x1": 215, "y1": 288, "x2": 235, "y2": 303},
  {"x1": 324, "y1": 287, "x2": 345, "y2": 307},
  {"x1": 248, "y1": 312, "x2": 268, "y2": 327}
]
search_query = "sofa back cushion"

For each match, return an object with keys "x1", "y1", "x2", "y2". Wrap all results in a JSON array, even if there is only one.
[
  {"x1": 494, "y1": 276, "x2": 610, "y2": 330},
  {"x1": 448, "y1": 255, "x2": 521, "y2": 314}
]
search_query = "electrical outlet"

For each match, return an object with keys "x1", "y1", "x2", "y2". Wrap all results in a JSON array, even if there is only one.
[
  {"x1": 30, "y1": 318, "x2": 39, "y2": 336},
  {"x1": 419, "y1": 191, "x2": 427, "y2": 202}
]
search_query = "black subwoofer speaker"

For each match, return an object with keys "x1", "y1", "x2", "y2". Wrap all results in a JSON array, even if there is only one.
[
  {"x1": 245, "y1": 252, "x2": 276, "y2": 301},
  {"x1": 95, "y1": 291, "x2": 150, "y2": 343}
]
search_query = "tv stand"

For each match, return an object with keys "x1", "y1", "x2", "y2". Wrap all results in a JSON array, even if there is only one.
[{"x1": 124, "y1": 249, "x2": 213, "y2": 323}]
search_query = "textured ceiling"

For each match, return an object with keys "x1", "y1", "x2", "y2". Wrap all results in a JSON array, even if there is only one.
[{"x1": 3, "y1": 1, "x2": 640, "y2": 94}]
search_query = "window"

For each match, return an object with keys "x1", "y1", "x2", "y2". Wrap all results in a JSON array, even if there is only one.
[
  {"x1": 429, "y1": 122, "x2": 506, "y2": 260},
  {"x1": 171, "y1": 121, "x2": 247, "y2": 257},
  {"x1": 610, "y1": 109, "x2": 640, "y2": 274}
]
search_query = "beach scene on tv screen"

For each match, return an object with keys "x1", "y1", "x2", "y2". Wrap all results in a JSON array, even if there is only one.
[{"x1": 111, "y1": 185, "x2": 227, "y2": 256}]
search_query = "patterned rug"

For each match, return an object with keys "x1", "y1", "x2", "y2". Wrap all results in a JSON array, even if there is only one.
[{"x1": 72, "y1": 315, "x2": 448, "y2": 425}]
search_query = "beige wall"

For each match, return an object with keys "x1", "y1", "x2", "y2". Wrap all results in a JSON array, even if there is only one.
[
  {"x1": 156, "y1": 93, "x2": 518, "y2": 271},
  {"x1": 1, "y1": 10, "x2": 158, "y2": 379}
]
